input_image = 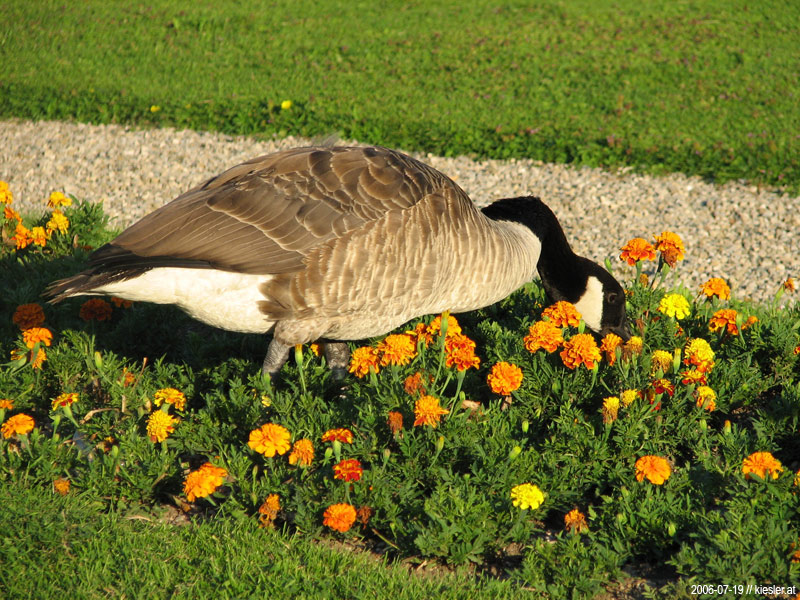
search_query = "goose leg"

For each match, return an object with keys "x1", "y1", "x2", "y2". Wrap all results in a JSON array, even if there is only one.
[
  {"x1": 262, "y1": 338, "x2": 291, "y2": 375},
  {"x1": 323, "y1": 341, "x2": 350, "y2": 380}
]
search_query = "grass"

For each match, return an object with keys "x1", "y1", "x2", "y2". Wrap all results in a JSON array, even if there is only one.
[
  {"x1": 1, "y1": 0, "x2": 799, "y2": 190},
  {"x1": 1, "y1": 195, "x2": 799, "y2": 599}
]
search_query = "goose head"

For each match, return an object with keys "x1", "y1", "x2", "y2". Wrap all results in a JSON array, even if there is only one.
[{"x1": 482, "y1": 196, "x2": 632, "y2": 341}]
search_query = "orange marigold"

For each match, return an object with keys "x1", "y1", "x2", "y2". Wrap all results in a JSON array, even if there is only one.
[
  {"x1": 184, "y1": 462, "x2": 227, "y2": 502},
  {"x1": 258, "y1": 493, "x2": 281, "y2": 527},
  {"x1": 444, "y1": 333, "x2": 480, "y2": 371},
  {"x1": 694, "y1": 386, "x2": 716, "y2": 411},
  {"x1": 288, "y1": 438, "x2": 314, "y2": 467},
  {"x1": 323, "y1": 503, "x2": 357, "y2": 533},
  {"x1": 564, "y1": 508, "x2": 588, "y2": 533},
  {"x1": 110, "y1": 296, "x2": 132, "y2": 308},
  {"x1": 53, "y1": 477, "x2": 71, "y2": 496},
  {"x1": 783, "y1": 277, "x2": 796, "y2": 293},
  {"x1": 634, "y1": 455, "x2": 671, "y2": 485},
  {"x1": 599, "y1": 333, "x2": 623, "y2": 365},
  {"x1": 79, "y1": 298, "x2": 113, "y2": 321},
  {"x1": 681, "y1": 369, "x2": 707, "y2": 386},
  {"x1": 700, "y1": 277, "x2": 731, "y2": 300},
  {"x1": 619, "y1": 237, "x2": 657, "y2": 265},
  {"x1": 742, "y1": 451, "x2": 783, "y2": 480},
  {"x1": 356, "y1": 505, "x2": 374, "y2": 526},
  {"x1": 487, "y1": 362, "x2": 523, "y2": 395},
  {"x1": 377, "y1": 333, "x2": 417, "y2": 367},
  {"x1": 709, "y1": 309, "x2": 740, "y2": 335},
  {"x1": 387, "y1": 411, "x2": 404, "y2": 435},
  {"x1": 541, "y1": 301, "x2": 582, "y2": 328},
  {"x1": 524, "y1": 321, "x2": 564, "y2": 354},
  {"x1": 654, "y1": 231, "x2": 685, "y2": 267},
  {"x1": 427, "y1": 313, "x2": 462, "y2": 339},
  {"x1": 0, "y1": 399, "x2": 14, "y2": 410},
  {"x1": 4, "y1": 204, "x2": 21, "y2": 222},
  {"x1": 560, "y1": 333, "x2": 602, "y2": 370},
  {"x1": 12, "y1": 223, "x2": 33, "y2": 249},
  {"x1": 12, "y1": 303, "x2": 45, "y2": 330},
  {"x1": 333, "y1": 458, "x2": 363, "y2": 482},
  {"x1": 348, "y1": 346, "x2": 380, "y2": 378},
  {"x1": 30, "y1": 347, "x2": 47, "y2": 369},
  {"x1": 403, "y1": 372, "x2": 427, "y2": 396},
  {"x1": 407, "y1": 322, "x2": 434, "y2": 347},
  {"x1": 1, "y1": 413, "x2": 35, "y2": 438},
  {"x1": 413, "y1": 395, "x2": 449, "y2": 427},
  {"x1": 651, "y1": 378, "x2": 675, "y2": 398},
  {"x1": 248, "y1": 423, "x2": 291, "y2": 457},
  {"x1": 322, "y1": 428, "x2": 354, "y2": 444},
  {"x1": 22, "y1": 326, "x2": 53, "y2": 349},
  {"x1": 153, "y1": 387, "x2": 187, "y2": 411}
]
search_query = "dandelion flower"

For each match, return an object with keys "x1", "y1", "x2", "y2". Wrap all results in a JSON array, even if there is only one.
[
  {"x1": 658, "y1": 294, "x2": 691, "y2": 319},
  {"x1": 602, "y1": 396, "x2": 620, "y2": 424},
  {"x1": 52, "y1": 392, "x2": 78, "y2": 410},
  {"x1": 560, "y1": 333, "x2": 602, "y2": 370},
  {"x1": 427, "y1": 313, "x2": 461, "y2": 339},
  {"x1": 248, "y1": 423, "x2": 291, "y2": 457},
  {"x1": 184, "y1": 462, "x2": 227, "y2": 502},
  {"x1": 542, "y1": 301, "x2": 582, "y2": 328},
  {"x1": 524, "y1": 321, "x2": 564, "y2": 354},
  {"x1": 684, "y1": 338, "x2": 715, "y2": 373},
  {"x1": 333, "y1": 458, "x2": 363, "y2": 482},
  {"x1": 79, "y1": 298, "x2": 113, "y2": 321},
  {"x1": 444, "y1": 333, "x2": 480, "y2": 370},
  {"x1": 153, "y1": 388, "x2": 187, "y2": 411},
  {"x1": 146, "y1": 410, "x2": 178, "y2": 442},
  {"x1": 322, "y1": 428, "x2": 354, "y2": 444},
  {"x1": 700, "y1": 277, "x2": 731, "y2": 300},
  {"x1": 694, "y1": 386, "x2": 716, "y2": 411},
  {"x1": 619, "y1": 237, "x2": 657, "y2": 266},
  {"x1": 709, "y1": 309, "x2": 740, "y2": 335},
  {"x1": 12, "y1": 303, "x2": 45, "y2": 330},
  {"x1": 599, "y1": 333, "x2": 623, "y2": 365},
  {"x1": 53, "y1": 477, "x2": 71, "y2": 496},
  {"x1": 1, "y1": 413, "x2": 35, "y2": 438},
  {"x1": 564, "y1": 509, "x2": 588, "y2": 533},
  {"x1": 22, "y1": 326, "x2": 53, "y2": 349},
  {"x1": 348, "y1": 346, "x2": 380, "y2": 378},
  {"x1": 650, "y1": 350, "x2": 673, "y2": 375},
  {"x1": 654, "y1": 231, "x2": 685, "y2": 267},
  {"x1": 620, "y1": 389, "x2": 639, "y2": 407},
  {"x1": 387, "y1": 411, "x2": 404, "y2": 435},
  {"x1": 487, "y1": 362, "x2": 523, "y2": 395},
  {"x1": 413, "y1": 395, "x2": 449, "y2": 427},
  {"x1": 47, "y1": 191, "x2": 72, "y2": 208},
  {"x1": 288, "y1": 438, "x2": 314, "y2": 467},
  {"x1": 742, "y1": 451, "x2": 783, "y2": 480},
  {"x1": 510, "y1": 483, "x2": 545, "y2": 510},
  {"x1": 323, "y1": 503, "x2": 357, "y2": 533},
  {"x1": 377, "y1": 333, "x2": 417, "y2": 367},
  {"x1": 46, "y1": 210, "x2": 69, "y2": 235},
  {"x1": 634, "y1": 455, "x2": 671, "y2": 485}
]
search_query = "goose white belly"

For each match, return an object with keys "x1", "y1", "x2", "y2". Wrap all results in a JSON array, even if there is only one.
[{"x1": 93, "y1": 268, "x2": 275, "y2": 334}]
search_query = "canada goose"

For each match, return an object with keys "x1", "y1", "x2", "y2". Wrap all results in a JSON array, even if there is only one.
[{"x1": 46, "y1": 145, "x2": 631, "y2": 375}]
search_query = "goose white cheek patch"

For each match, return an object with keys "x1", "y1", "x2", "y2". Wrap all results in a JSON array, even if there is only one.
[{"x1": 573, "y1": 275, "x2": 604, "y2": 333}]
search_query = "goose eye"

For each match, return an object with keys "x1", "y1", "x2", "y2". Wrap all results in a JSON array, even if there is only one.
[{"x1": 606, "y1": 292, "x2": 619, "y2": 305}]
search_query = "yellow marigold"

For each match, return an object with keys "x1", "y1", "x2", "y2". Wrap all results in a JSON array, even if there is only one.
[
  {"x1": 783, "y1": 277, "x2": 795, "y2": 293},
  {"x1": 510, "y1": 483, "x2": 545, "y2": 510},
  {"x1": 22, "y1": 326, "x2": 52, "y2": 349},
  {"x1": 742, "y1": 451, "x2": 783, "y2": 480},
  {"x1": 413, "y1": 395, "x2": 449, "y2": 427},
  {"x1": 524, "y1": 321, "x2": 564, "y2": 354},
  {"x1": 684, "y1": 338, "x2": 715, "y2": 373},
  {"x1": 184, "y1": 462, "x2": 227, "y2": 502},
  {"x1": 564, "y1": 508, "x2": 588, "y2": 533},
  {"x1": 709, "y1": 308, "x2": 740, "y2": 335},
  {"x1": 599, "y1": 333, "x2": 623, "y2": 365},
  {"x1": 444, "y1": 333, "x2": 480, "y2": 371},
  {"x1": 1, "y1": 413, "x2": 35, "y2": 438},
  {"x1": 323, "y1": 503, "x2": 357, "y2": 533},
  {"x1": 602, "y1": 396, "x2": 620, "y2": 424},
  {"x1": 0, "y1": 180, "x2": 13, "y2": 204},
  {"x1": 635, "y1": 455, "x2": 671, "y2": 485},
  {"x1": 52, "y1": 392, "x2": 78, "y2": 410},
  {"x1": 622, "y1": 335, "x2": 643, "y2": 361},
  {"x1": 53, "y1": 477, "x2": 71, "y2": 496},
  {"x1": 387, "y1": 411, "x2": 404, "y2": 435},
  {"x1": 153, "y1": 388, "x2": 187, "y2": 411},
  {"x1": 650, "y1": 350, "x2": 673, "y2": 375},
  {"x1": 487, "y1": 361, "x2": 523, "y2": 395},
  {"x1": 248, "y1": 423, "x2": 291, "y2": 457},
  {"x1": 0, "y1": 399, "x2": 14, "y2": 410},
  {"x1": 700, "y1": 277, "x2": 731, "y2": 300},
  {"x1": 110, "y1": 296, "x2": 133, "y2": 308},
  {"x1": 12, "y1": 223, "x2": 33, "y2": 249},
  {"x1": 620, "y1": 389, "x2": 639, "y2": 407},
  {"x1": 79, "y1": 298, "x2": 113, "y2": 321},
  {"x1": 348, "y1": 346, "x2": 380, "y2": 378},
  {"x1": 47, "y1": 191, "x2": 72, "y2": 208},
  {"x1": 146, "y1": 410, "x2": 178, "y2": 442},
  {"x1": 12, "y1": 303, "x2": 45, "y2": 330},
  {"x1": 288, "y1": 438, "x2": 314, "y2": 467},
  {"x1": 654, "y1": 231, "x2": 685, "y2": 267},
  {"x1": 427, "y1": 313, "x2": 462, "y2": 339},
  {"x1": 46, "y1": 210, "x2": 69, "y2": 235},
  {"x1": 378, "y1": 333, "x2": 417, "y2": 366},
  {"x1": 542, "y1": 301, "x2": 582, "y2": 328},
  {"x1": 30, "y1": 226, "x2": 49, "y2": 247},
  {"x1": 619, "y1": 237, "x2": 657, "y2": 266},
  {"x1": 560, "y1": 333, "x2": 602, "y2": 370},
  {"x1": 258, "y1": 493, "x2": 281, "y2": 527},
  {"x1": 658, "y1": 294, "x2": 691, "y2": 320},
  {"x1": 694, "y1": 386, "x2": 716, "y2": 411},
  {"x1": 321, "y1": 428, "x2": 353, "y2": 444}
]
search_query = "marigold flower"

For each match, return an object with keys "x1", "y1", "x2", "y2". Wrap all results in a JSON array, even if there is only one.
[
  {"x1": 288, "y1": 438, "x2": 314, "y2": 467},
  {"x1": 680, "y1": 369, "x2": 707, "y2": 386},
  {"x1": 784, "y1": 278, "x2": 796, "y2": 293},
  {"x1": 694, "y1": 386, "x2": 716, "y2": 411},
  {"x1": 0, "y1": 399, "x2": 13, "y2": 410},
  {"x1": 52, "y1": 392, "x2": 78, "y2": 410},
  {"x1": 348, "y1": 346, "x2": 380, "y2": 378},
  {"x1": 323, "y1": 503, "x2": 357, "y2": 533},
  {"x1": 620, "y1": 389, "x2": 639, "y2": 407},
  {"x1": 524, "y1": 321, "x2": 564, "y2": 354},
  {"x1": 22, "y1": 326, "x2": 53, "y2": 349},
  {"x1": 619, "y1": 237, "x2": 657, "y2": 266},
  {"x1": 599, "y1": 332, "x2": 623, "y2": 365},
  {"x1": 4, "y1": 204, "x2": 21, "y2": 222},
  {"x1": 564, "y1": 508, "x2": 588, "y2": 533},
  {"x1": 510, "y1": 483, "x2": 545, "y2": 510},
  {"x1": 542, "y1": 301, "x2": 582, "y2": 328},
  {"x1": 403, "y1": 372, "x2": 427, "y2": 397},
  {"x1": 30, "y1": 226, "x2": 49, "y2": 247},
  {"x1": 651, "y1": 378, "x2": 675, "y2": 398},
  {"x1": 29, "y1": 347, "x2": 47, "y2": 369},
  {"x1": 153, "y1": 388, "x2": 187, "y2": 411},
  {"x1": 47, "y1": 191, "x2": 72, "y2": 208},
  {"x1": 709, "y1": 308, "x2": 740, "y2": 335},
  {"x1": 0, "y1": 180, "x2": 12, "y2": 205},
  {"x1": 12, "y1": 303, "x2": 45, "y2": 330},
  {"x1": 413, "y1": 395, "x2": 449, "y2": 427},
  {"x1": 700, "y1": 277, "x2": 731, "y2": 300},
  {"x1": 377, "y1": 333, "x2": 417, "y2": 367},
  {"x1": 79, "y1": 298, "x2": 113, "y2": 321},
  {"x1": 322, "y1": 428, "x2": 354, "y2": 444},
  {"x1": 53, "y1": 477, "x2": 71, "y2": 496},
  {"x1": 146, "y1": 410, "x2": 178, "y2": 442},
  {"x1": 110, "y1": 296, "x2": 132, "y2": 309},
  {"x1": 684, "y1": 338, "x2": 715, "y2": 373},
  {"x1": 184, "y1": 462, "x2": 227, "y2": 502},
  {"x1": 444, "y1": 333, "x2": 480, "y2": 370},
  {"x1": 602, "y1": 396, "x2": 620, "y2": 424},
  {"x1": 12, "y1": 223, "x2": 33, "y2": 249},
  {"x1": 654, "y1": 231, "x2": 685, "y2": 267},
  {"x1": 622, "y1": 336, "x2": 643, "y2": 361},
  {"x1": 1, "y1": 413, "x2": 35, "y2": 438},
  {"x1": 248, "y1": 423, "x2": 291, "y2": 457},
  {"x1": 487, "y1": 361, "x2": 523, "y2": 395},
  {"x1": 560, "y1": 333, "x2": 602, "y2": 370},
  {"x1": 387, "y1": 411, "x2": 404, "y2": 435},
  {"x1": 742, "y1": 451, "x2": 783, "y2": 480},
  {"x1": 258, "y1": 493, "x2": 281, "y2": 527},
  {"x1": 46, "y1": 210, "x2": 69, "y2": 235},
  {"x1": 407, "y1": 322, "x2": 434, "y2": 347},
  {"x1": 333, "y1": 458, "x2": 363, "y2": 482},
  {"x1": 650, "y1": 350, "x2": 673, "y2": 375},
  {"x1": 658, "y1": 294, "x2": 691, "y2": 320},
  {"x1": 427, "y1": 313, "x2": 461, "y2": 339},
  {"x1": 356, "y1": 505, "x2": 374, "y2": 526},
  {"x1": 635, "y1": 455, "x2": 671, "y2": 485}
]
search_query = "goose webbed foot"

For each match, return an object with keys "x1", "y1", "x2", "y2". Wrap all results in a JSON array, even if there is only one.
[
  {"x1": 323, "y1": 341, "x2": 350, "y2": 381},
  {"x1": 262, "y1": 338, "x2": 291, "y2": 376}
]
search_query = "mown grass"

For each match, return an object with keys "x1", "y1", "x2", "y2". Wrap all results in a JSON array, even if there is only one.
[
  {"x1": 1, "y1": 0, "x2": 798, "y2": 190},
  {"x1": 2, "y1": 194, "x2": 799, "y2": 599}
]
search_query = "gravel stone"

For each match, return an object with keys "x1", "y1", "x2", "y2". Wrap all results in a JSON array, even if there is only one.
[{"x1": 2, "y1": 118, "x2": 797, "y2": 304}]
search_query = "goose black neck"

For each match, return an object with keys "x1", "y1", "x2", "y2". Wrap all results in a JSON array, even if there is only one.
[{"x1": 482, "y1": 196, "x2": 585, "y2": 303}]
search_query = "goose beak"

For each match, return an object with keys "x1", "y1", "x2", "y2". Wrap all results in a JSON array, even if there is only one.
[{"x1": 602, "y1": 322, "x2": 632, "y2": 342}]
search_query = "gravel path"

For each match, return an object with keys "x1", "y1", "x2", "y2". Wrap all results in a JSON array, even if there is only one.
[{"x1": 2, "y1": 118, "x2": 797, "y2": 304}]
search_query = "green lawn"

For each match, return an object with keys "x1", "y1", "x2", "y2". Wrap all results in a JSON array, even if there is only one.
[{"x1": 1, "y1": 0, "x2": 798, "y2": 189}]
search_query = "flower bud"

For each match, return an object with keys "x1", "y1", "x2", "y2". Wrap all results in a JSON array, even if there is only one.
[
  {"x1": 508, "y1": 445, "x2": 522, "y2": 461},
  {"x1": 521, "y1": 420, "x2": 529, "y2": 434}
]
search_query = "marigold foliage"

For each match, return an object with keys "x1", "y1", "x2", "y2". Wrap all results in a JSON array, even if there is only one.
[
  {"x1": 323, "y1": 503, "x2": 357, "y2": 533},
  {"x1": 635, "y1": 455, "x2": 672, "y2": 485},
  {"x1": 560, "y1": 334, "x2": 601, "y2": 370},
  {"x1": 248, "y1": 423, "x2": 291, "y2": 457},
  {"x1": 487, "y1": 362, "x2": 523, "y2": 395},
  {"x1": 510, "y1": 483, "x2": 545, "y2": 510},
  {"x1": 742, "y1": 451, "x2": 783, "y2": 480}
]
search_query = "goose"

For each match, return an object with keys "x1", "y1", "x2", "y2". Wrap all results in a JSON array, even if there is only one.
[{"x1": 46, "y1": 145, "x2": 631, "y2": 376}]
